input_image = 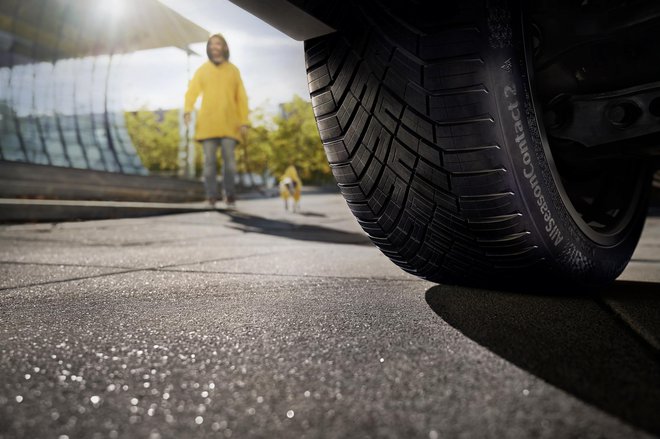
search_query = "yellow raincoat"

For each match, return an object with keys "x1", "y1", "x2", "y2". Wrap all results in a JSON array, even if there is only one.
[
  {"x1": 279, "y1": 165, "x2": 302, "y2": 202},
  {"x1": 184, "y1": 61, "x2": 249, "y2": 142}
]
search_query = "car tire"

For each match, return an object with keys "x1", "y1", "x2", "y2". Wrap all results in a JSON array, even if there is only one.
[{"x1": 304, "y1": 0, "x2": 653, "y2": 286}]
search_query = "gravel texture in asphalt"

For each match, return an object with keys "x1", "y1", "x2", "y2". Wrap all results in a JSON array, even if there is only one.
[{"x1": 1, "y1": 193, "x2": 659, "y2": 438}]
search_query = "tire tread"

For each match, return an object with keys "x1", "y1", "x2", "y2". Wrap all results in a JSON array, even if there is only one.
[{"x1": 305, "y1": 1, "x2": 540, "y2": 282}]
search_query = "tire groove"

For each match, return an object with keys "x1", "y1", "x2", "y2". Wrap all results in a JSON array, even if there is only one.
[{"x1": 305, "y1": 0, "x2": 538, "y2": 283}]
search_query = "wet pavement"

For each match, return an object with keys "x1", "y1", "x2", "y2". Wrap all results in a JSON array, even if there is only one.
[{"x1": 0, "y1": 193, "x2": 659, "y2": 438}]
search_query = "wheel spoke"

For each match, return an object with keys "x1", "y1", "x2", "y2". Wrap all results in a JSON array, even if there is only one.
[
  {"x1": 545, "y1": 81, "x2": 660, "y2": 150},
  {"x1": 528, "y1": 0, "x2": 657, "y2": 236}
]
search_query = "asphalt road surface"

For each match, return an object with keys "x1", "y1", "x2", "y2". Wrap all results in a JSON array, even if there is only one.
[{"x1": 1, "y1": 193, "x2": 659, "y2": 438}]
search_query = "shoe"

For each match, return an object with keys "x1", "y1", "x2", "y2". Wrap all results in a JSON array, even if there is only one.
[
  {"x1": 225, "y1": 195, "x2": 236, "y2": 209},
  {"x1": 207, "y1": 197, "x2": 217, "y2": 208}
]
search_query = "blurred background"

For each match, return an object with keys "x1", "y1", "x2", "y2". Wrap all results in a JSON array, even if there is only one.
[{"x1": 0, "y1": 0, "x2": 332, "y2": 216}]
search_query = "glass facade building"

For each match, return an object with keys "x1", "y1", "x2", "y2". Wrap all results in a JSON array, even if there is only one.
[
  {"x1": 0, "y1": 57, "x2": 145, "y2": 173},
  {"x1": 0, "y1": 0, "x2": 209, "y2": 175}
]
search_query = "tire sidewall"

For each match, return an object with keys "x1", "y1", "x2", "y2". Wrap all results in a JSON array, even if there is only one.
[{"x1": 485, "y1": 0, "x2": 648, "y2": 284}]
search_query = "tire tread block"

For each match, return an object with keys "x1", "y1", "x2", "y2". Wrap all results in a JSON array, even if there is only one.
[{"x1": 305, "y1": 1, "x2": 541, "y2": 282}]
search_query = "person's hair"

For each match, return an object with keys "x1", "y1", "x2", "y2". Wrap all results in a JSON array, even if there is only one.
[{"x1": 206, "y1": 34, "x2": 230, "y2": 61}]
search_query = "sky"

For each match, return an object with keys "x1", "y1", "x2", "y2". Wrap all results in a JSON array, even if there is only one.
[{"x1": 118, "y1": 0, "x2": 310, "y2": 114}]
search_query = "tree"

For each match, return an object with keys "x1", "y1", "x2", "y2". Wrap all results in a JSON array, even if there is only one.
[
  {"x1": 268, "y1": 95, "x2": 331, "y2": 184},
  {"x1": 125, "y1": 96, "x2": 332, "y2": 185},
  {"x1": 125, "y1": 109, "x2": 179, "y2": 173},
  {"x1": 238, "y1": 105, "x2": 274, "y2": 183}
]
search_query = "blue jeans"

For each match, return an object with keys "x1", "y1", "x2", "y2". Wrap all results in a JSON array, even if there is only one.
[{"x1": 202, "y1": 137, "x2": 237, "y2": 200}]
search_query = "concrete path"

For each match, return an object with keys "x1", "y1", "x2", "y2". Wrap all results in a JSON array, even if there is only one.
[{"x1": 0, "y1": 193, "x2": 658, "y2": 438}]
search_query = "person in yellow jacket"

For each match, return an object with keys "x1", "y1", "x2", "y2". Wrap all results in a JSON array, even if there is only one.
[
  {"x1": 184, "y1": 34, "x2": 249, "y2": 208},
  {"x1": 279, "y1": 165, "x2": 302, "y2": 212}
]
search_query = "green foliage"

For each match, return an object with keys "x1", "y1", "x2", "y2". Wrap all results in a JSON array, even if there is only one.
[
  {"x1": 268, "y1": 95, "x2": 331, "y2": 184},
  {"x1": 237, "y1": 106, "x2": 273, "y2": 181},
  {"x1": 242, "y1": 95, "x2": 331, "y2": 184},
  {"x1": 125, "y1": 109, "x2": 180, "y2": 172},
  {"x1": 126, "y1": 96, "x2": 332, "y2": 185}
]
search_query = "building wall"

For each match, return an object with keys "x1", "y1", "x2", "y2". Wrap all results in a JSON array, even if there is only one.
[{"x1": 0, "y1": 55, "x2": 146, "y2": 175}]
